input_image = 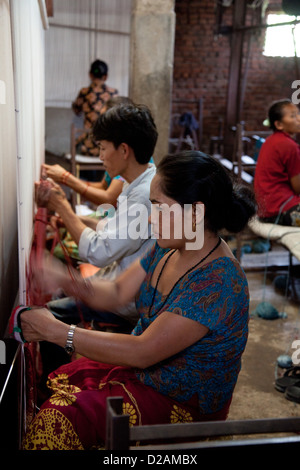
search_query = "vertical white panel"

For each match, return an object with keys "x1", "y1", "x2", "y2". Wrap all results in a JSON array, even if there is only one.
[
  {"x1": 10, "y1": 0, "x2": 46, "y2": 304},
  {"x1": 0, "y1": 0, "x2": 18, "y2": 335}
]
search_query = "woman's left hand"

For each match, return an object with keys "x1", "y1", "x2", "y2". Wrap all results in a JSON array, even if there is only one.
[{"x1": 21, "y1": 307, "x2": 60, "y2": 343}]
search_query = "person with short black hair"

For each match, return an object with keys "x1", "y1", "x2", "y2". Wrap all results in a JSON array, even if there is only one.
[
  {"x1": 93, "y1": 103, "x2": 158, "y2": 165},
  {"x1": 37, "y1": 102, "x2": 158, "y2": 329},
  {"x1": 22, "y1": 151, "x2": 256, "y2": 450},
  {"x1": 43, "y1": 97, "x2": 133, "y2": 208},
  {"x1": 254, "y1": 99, "x2": 300, "y2": 225}
]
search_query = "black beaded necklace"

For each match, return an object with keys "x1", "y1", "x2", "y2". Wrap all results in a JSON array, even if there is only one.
[{"x1": 148, "y1": 236, "x2": 222, "y2": 317}]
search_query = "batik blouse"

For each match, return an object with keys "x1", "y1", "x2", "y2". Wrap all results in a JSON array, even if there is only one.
[
  {"x1": 73, "y1": 82, "x2": 118, "y2": 156},
  {"x1": 133, "y1": 242, "x2": 249, "y2": 415}
]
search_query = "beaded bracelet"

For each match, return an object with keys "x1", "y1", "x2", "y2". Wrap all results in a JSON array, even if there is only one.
[{"x1": 61, "y1": 171, "x2": 71, "y2": 185}]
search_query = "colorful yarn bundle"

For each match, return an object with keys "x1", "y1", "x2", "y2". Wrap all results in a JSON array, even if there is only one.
[
  {"x1": 252, "y1": 301, "x2": 287, "y2": 320},
  {"x1": 35, "y1": 177, "x2": 55, "y2": 208}
]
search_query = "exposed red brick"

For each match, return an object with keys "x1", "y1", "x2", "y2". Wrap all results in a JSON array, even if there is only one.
[{"x1": 172, "y1": 0, "x2": 298, "y2": 151}]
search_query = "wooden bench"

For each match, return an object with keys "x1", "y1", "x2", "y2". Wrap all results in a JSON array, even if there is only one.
[
  {"x1": 212, "y1": 121, "x2": 271, "y2": 187},
  {"x1": 248, "y1": 218, "x2": 300, "y2": 263},
  {"x1": 64, "y1": 123, "x2": 105, "y2": 208},
  {"x1": 105, "y1": 396, "x2": 300, "y2": 450},
  {"x1": 248, "y1": 217, "x2": 300, "y2": 298}
]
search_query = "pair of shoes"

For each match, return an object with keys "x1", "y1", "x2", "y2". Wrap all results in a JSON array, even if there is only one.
[
  {"x1": 275, "y1": 366, "x2": 300, "y2": 403},
  {"x1": 275, "y1": 366, "x2": 300, "y2": 392},
  {"x1": 285, "y1": 382, "x2": 300, "y2": 404}
]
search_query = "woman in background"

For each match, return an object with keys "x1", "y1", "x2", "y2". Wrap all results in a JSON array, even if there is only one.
[
  {"x1": 72, "y1": 59, "x2": 118, "y2": 156},
  {"x1": 254, "y1": 99, "x2": 300, "y2": 226}
]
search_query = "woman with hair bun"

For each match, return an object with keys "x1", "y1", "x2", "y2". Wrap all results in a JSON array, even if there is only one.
[{"x1": 20, "y1": 151, "x2": 256, "y2": 450}]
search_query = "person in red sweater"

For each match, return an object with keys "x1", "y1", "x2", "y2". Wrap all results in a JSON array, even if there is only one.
[{"x1": 254, "y1": 99, "x2": 300, "y2": 226}]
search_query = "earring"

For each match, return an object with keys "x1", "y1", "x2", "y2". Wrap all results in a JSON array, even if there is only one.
[{"x1": 192, "y1": 203, "x2": 196, "y2": 232}]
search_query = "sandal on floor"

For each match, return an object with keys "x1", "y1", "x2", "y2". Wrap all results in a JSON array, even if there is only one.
[
  {"x1": 275, "y1": 366, "x2": 300, "y2": 392},
  {"x1": 285, "y1": 381, "x2": 300, "y2": 404}
]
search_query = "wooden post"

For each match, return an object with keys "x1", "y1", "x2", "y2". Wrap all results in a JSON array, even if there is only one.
[{"x1": 223, "y1": 0, "x2": 247, "y2": 158}]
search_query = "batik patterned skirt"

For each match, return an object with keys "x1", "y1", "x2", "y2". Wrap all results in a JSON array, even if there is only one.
[{"x1": 23, "y1": 357, "x2": 230, "y2": 450}]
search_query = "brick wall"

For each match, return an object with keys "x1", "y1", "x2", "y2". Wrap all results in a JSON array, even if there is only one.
[{"x1": 172, "y1": 0, "x2": 299, "y2": 152}]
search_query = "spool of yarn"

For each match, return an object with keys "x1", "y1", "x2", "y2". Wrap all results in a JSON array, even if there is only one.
[
  {"x1": 273, "y1": 274, "x2": 290, "y2": 294},
  {"x1": 252, "y1": 301, "x2": 287, "y2": 320},
  {"x1": 277, "y1": 354, "x2": 293, "y2": 369},
  {"x1": 251, "y1": 239, "x2": 270, "y2": 253},
  {"x1": 242, "y1": 243, "x2": 252, "y2": 254},
  {"x1": 232, "y1": 243, "x2": 252, "y2": 258}
]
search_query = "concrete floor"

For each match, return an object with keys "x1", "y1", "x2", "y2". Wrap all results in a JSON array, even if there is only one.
[{"x1": 228, "y1": 265, "x2": 300, "y2": 422}]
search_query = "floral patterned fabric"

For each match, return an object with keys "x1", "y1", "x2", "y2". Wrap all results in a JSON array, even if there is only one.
[
  {"x1": 73, "y1": 82, "x2": 118, "y2": 156},
  {"x1": 134, "y1": 242, "x2": 249, "y2": 415},
  {"x1": 23, "y1": 359, "x2": 229, "y2": 450}
]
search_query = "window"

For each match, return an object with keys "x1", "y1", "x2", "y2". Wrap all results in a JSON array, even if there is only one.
[{"x1": 264, "y1": 13, "x2": 300, "y2": 57}]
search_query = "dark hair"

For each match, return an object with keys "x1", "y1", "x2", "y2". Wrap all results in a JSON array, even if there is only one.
[
  {"x1": 156, "y1": 151, "x2": 256, "y2": 234},
  {"x1": 90, "y1": 60, "x2": 108, "y2": 79},
  {"x1": 105, "y1": 96, "x2": 133, "y2": 110},
  {"x1": 268, "y1": 99, "x2": 292, "y2": 131},
  {"x1": 93, "y1": 103, "x2": 158, "y2": 164}
]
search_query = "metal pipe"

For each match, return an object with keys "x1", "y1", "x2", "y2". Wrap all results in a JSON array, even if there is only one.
[
  {"x1": 48, "y1": 21, "x2": 130, "y2": 36},
  {"x1": 0, "y1": 343, "x2": 21, "y2": 405}
]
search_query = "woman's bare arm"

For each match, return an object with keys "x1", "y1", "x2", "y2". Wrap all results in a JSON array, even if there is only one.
[
  {"x1": 290, "y1": 173, "x2": 300, "y2": 194},
  {"x1": 32, "y1": 255, "x2": 146, "y2": 313},
  {"x1": 21, "y1": 307, "x2": 208, "y2": 369},
  {"x1": 42, "y1": 164, "x2": 123, "y2": 206},
  {"x1": 22, "y1": 251, "x2": 208, "y2": 369}
]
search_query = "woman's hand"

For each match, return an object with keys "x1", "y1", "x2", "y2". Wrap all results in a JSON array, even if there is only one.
[
  {"x1": 30, "y1": 251, "x2": 74, "y2": 297},
  {"x1": 35, "y1": 179, "x2": 68, "y2": 212},
  {"x1": 49, "y1": 214, "x2": 65, "y2": 230},
  {"x1": 21, "y1": 307, "x2": 62, "y2": 343},
  {"x1": 42, "y1": 164, "x2": 67, "y2": 184}
]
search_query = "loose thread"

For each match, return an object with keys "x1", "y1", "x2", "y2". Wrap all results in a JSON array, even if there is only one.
[{"x1": 28, "y1": 207, "x2": 88, "y2": 326}]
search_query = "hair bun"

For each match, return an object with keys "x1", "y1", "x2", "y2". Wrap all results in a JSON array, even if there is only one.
[{"x1": 223, "y1": 185, "x2": 257, "y2": 233}]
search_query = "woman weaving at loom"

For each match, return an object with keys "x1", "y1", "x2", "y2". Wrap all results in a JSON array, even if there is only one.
[{"x1": 18, "y1": 151, "x2": 255, "y2": 450}]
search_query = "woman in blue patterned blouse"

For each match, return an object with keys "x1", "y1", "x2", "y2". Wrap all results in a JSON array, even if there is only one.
[{"x1": 21, "y1": 150, "x2": 256, "y2": 450}]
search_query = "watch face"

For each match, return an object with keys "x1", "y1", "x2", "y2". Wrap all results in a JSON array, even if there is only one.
[{"x1": 65, "y1": 345, "x2": 74, "y2": 355}]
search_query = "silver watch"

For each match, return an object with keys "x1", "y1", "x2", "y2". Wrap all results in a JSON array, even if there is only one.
[{"x1": 65, "y1": 324, "x2": 76, "y2": 355}]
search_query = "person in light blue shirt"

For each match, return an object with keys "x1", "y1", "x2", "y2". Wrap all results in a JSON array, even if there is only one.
[
  {"x1": 40, "y1": 103, "x2": 157, "y2": 327},
  {"x1": 34, "y1": 103, "x2": 158, "y2": 382}
]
